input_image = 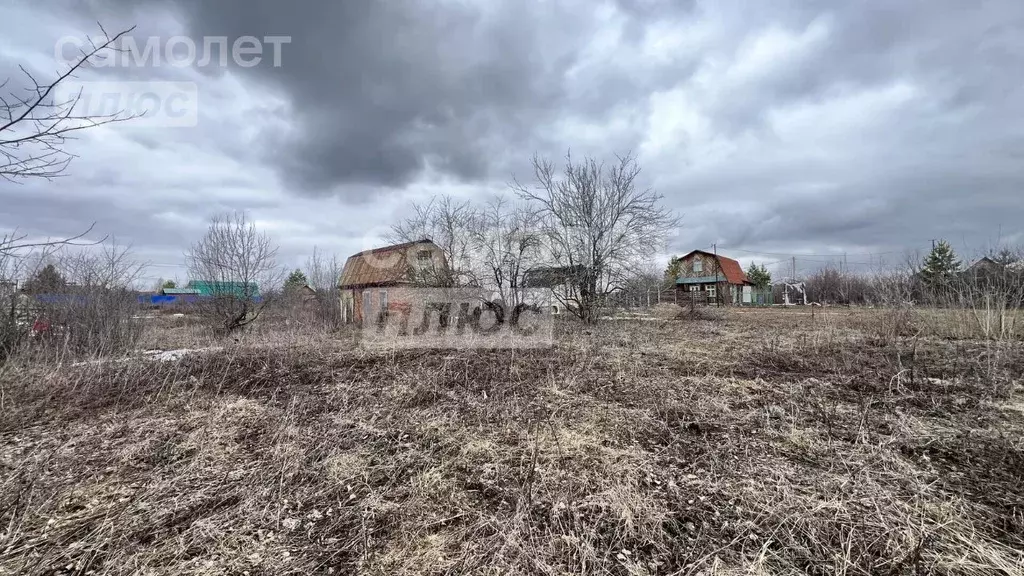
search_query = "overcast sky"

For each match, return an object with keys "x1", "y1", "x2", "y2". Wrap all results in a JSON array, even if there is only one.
[{"x1": 2, "y1": 0, "x2": 1023, "y2": 284}]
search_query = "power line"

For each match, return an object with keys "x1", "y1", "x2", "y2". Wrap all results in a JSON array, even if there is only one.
[{"x1": 719, "y1": 246, "x2": 906, "y2": 258}]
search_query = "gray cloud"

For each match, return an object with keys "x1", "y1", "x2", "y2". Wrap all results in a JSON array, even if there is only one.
[
  {"x1": 2, "y1": 0, "x2": 1024, "y2": 283},
  {"x1": 70, "y1": 0, "x2": 624, "y2": 196}
]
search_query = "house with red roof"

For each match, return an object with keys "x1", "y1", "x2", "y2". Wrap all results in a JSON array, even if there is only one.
[{"x1": 673, "y1": 249, "x2": 753, "y2": 305}]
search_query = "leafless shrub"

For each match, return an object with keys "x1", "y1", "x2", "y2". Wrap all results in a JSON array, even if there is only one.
[
  {"x1": 294, "y1": 246, "x2": 345, "y2": 330},
  {"x1": 22, "y1": 242, "x2": 147, "y2": 360},
  {"x1": 185, "y1": 211, "x2": 283, "y2": 334},
  {"x1": 805, "y1": 266, "x2": 873, "y2": 305},
  {"x1": 1, "y1": 228, "x2": 135, "y2": 363},
  {"x1": 869, "y1": 269, "x2": 919, "y2": 345}
]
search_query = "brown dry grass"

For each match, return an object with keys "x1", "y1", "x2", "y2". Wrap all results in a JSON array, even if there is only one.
[{"x1": 1, "y1": 307, "x2": 1022, "y2": 575}]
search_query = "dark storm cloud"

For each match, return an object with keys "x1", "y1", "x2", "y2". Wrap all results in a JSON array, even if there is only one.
[
  {"x1": 72, "y1": 0, "x2": 634, "y2": 196},
  {"x1": 4, "y1": 0, "x2": 1024, "y2": 274}
]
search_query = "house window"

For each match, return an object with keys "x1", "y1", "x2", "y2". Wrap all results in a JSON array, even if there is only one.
[
  {"x1": 689, "y1": 285, "x2": 700, "y2": 292},
  {"x1": 379, "y1": 290, "x2": 388, "y2": 313},
  {"x1": 415, "y1": 250, "x2": 432, "y2": 274},
  {"x1": 693, "y1": 258, "x2": 703, "y2": 273},
  {"x1": 706, "y1": 285, "x2": 716, "y2": 299}
]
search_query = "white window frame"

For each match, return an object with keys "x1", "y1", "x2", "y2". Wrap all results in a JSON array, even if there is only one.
[
  {"x1": 693, "y1": 258, "x2": 703, "y2": 273},
  {"x1": 379, "y1": 289, "x2": 388, "y2": 313},
  {"x1": 690, "y1": 285, "x2": 700, "y2": 292},
  {"x1": 705, "y1": 284, "x2": 717, "y2": 298}
]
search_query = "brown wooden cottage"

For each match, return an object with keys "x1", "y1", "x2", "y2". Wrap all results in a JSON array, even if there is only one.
[
  {"x1": 674, "y1": 250, "x2": 752, "y2": 305},
  {"x1": 337, "y1": 239, "x2": 446, "y2": 324}
]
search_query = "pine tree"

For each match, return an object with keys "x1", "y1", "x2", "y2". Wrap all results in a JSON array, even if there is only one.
[
  {"x1": 663, "y1": 256, "x2": 684, "y2": 288},
  {"x1": 162, "y1": 279, "x2": 177, "y2": 289},
  {"x1": 746, "y1": 262, "x2": 771, "y2": 288},
  {"x1": 24, "y1": 264, "x2": 67, "y2": 294},
  {"x1": 920, "y1": 240, "x2": 961, "y2": 287},
  {"x1": 285, "y1": 269, "x2": 308, "y2": 290}
]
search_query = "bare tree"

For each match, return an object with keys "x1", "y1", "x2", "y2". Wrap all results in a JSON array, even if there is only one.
[
  {"x1": 303, "y1": 246, "x2": 345, "y2": 330},
  {"x1": 471, "y1": 196, "x2": 542, "y2": 309},
  {"x1": 513, "y1": 151, "x2": 679, "y2": 322},
  {"x1": 391, "y1": 195, "x2": 479, "y2": 287},
  {"x1": 1, "y1": 24, "x2": 138, "y2": 181},
  {"x1": 186, "y1": 212, "x2": 282, "y2": 334}
]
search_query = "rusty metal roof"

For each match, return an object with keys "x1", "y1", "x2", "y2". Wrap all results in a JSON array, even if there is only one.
[{"x1": 338, "y1": 239, "x2": 439, "y2": 288}]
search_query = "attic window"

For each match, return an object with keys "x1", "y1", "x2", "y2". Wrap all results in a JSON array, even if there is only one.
[
  {"x1": 693, "y1": 258, "x2": 703, "y2": 273},
  {"x1": 416, "y1": 250, "x2": 431, "y2": 261}
]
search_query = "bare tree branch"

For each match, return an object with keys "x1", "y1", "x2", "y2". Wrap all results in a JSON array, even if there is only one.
[
  {"x1": 512, "y1": 151, "x2": 679, "y2": 322},
  {"x1": 0, "y1": 24, "x2": 139, "y2": 181},
  {"x1": 0, "y1": 223, "x2": 105, "y2": 258}
]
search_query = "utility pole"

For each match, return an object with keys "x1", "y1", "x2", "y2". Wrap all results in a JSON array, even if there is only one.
[
  {"x1": 713, "y1": 243, "x2": 720, "y2": 307},
  {"x1": 791, "y1": 257, "x2": 796, "y2": 282}
]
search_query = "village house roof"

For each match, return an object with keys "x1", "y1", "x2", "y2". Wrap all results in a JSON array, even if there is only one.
[
  {"x1": 966, "y1": 256, "x2": 1000, "y2": 273},
  {"x1": 522, "y1": 265, "x2": 586, "y2": 289},
  {"x1": 186, "y1": 280, "x2": 259, "y2": 298},
  {"x1": 338, "y1": 239, "x2": 440, "y2": 289},
  {"x1": 677, "y1": 249, "x2": 750, "y2": 285}
]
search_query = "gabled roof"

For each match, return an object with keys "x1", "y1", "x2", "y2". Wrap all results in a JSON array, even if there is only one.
[
  {"x1": 966, "y1": 256, "x2": 1000, "y2": 272},
  {"x1": 338, "y1": 239, "x2": 439, "y2": 289},
  {"x1": 677, "y1": 249, "x2": 749, "y2": 285},
  {"x1": 523, "y1": 265, "x2": 585, "y2": 289}
]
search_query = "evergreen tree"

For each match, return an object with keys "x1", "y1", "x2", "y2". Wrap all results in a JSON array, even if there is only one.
[
  {"x1": 663, "y1": 256, "x2": 684, "y2": 288},
  {"x1": 285, "y1": 268, "x2": 308, "y2": 289},
  {"x1": 920, "y1": 240, "x2": 961, "y2": 287},
  {"x1": 24, "y1": 264, "x2": 67, "y2": 293},
  {"x1": 162, "y1": 279, "x2": 177, "y2": 289},
  {"x1": 746, "y1": 262, "x2": 771, "y2": 288}
]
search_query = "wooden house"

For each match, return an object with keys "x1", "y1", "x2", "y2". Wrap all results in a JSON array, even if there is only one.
[{"x1": 673, "y1": 250, "x2": 752, "y2": 305}]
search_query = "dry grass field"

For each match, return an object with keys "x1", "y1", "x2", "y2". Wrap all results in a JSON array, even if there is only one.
[{"x1": 1, "y1": 306, "x2": 1022, "y2": 575}]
